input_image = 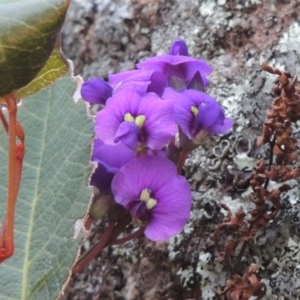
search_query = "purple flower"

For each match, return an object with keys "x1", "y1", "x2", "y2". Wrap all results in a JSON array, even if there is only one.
[
  {"x1": 163, "y1": 88, "x2": 233, "y2": 145},
  {"x1": 168, "y1": 39, "x2": 189, "y2": 56},
  {"x1": 137, "y1": 54, "x2": 212, "y2": 92},
  {"x1": 109, "y1": 69, "x2": 167, "y2": 97},
  {"x1": 90, "y1": 164, "x2": 115, "y2": 193},
  {"x1": 107, "y1": 39, "x2": 210, "y2": 97},
  {"x1": 91, "y1": 139, "x2": 135, "y2": 192},
  {"x1": 92, "y1": 139, "x2": 135, "y2": 172},
  {"x1": 81, "y1": 78, "x2": 113, "y2": 105},
  {"x1": 111, "y1": 156, "x2": 192, "y2": 241},
  {"x1": 95, "y1": 89, "x2": 176, "y2": 151}
]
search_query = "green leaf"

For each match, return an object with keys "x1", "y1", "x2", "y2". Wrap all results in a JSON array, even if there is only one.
[
  {"x1": 0, "y1": 1, "x2": 24, "y2": 4},
  {"x1": 0, "y1": 0, "x2": 70, "y2": 98},
  {"x1": 0, "y1": 71, "x2": 93, "y2": 300},
  {"x1": 14, "y1": 41, "x2": 69, "y2": 101}
]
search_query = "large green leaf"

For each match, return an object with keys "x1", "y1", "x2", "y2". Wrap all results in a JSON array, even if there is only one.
[
  {"x1": 0, "y1": 72, "x2": 93, "y2": 299},
  {"x1": 14, "y1": 41, "x2": 69, "y2": 101},
  {"x1": 0, "y1": 0, "x2": 70, "y2": 98}
]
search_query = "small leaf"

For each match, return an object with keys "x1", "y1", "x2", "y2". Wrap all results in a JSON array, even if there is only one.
[
  {"x1": 0, "y1": 71, "x2": 93, "y2": 299},
  {"x1": 0, "y1": 0, "x2": 70, "y2": 98}
]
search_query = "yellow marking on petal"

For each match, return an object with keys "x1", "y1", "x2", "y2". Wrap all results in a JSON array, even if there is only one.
[
  {"x1": 191, "y1": 106, "x2": 199, "y2": 116},
  {"x1": 124, "y1": 112, "x2": 135, "y2": 122},
  {"x1": 140, "y1": 188, "x2": 151, "y2": 201},
  {"x1": 135, "y1": 115, "x2": 146, "y2": 128},
  {"x1": 146, "y1": 198, "x2": 157, "y2": 210}
]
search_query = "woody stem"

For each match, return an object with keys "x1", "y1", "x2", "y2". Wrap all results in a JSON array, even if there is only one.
[
  {"x1": 264, "y1": 132, "x2": 276, "y2": 189},
  {"x1": 231, "y1": 240, "x2": 248, "y2": 276}
]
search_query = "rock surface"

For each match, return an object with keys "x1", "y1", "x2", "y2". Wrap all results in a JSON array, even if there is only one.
[{"x1": 61, "y1": 0, "x2": 300, "y2": 299}]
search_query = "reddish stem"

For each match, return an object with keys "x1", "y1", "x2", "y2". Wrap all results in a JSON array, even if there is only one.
[
  {"x1": 177, "y1": 150, "x2": 188, "y2": 174},
  {"x1": 84, "y1": 214, "x2": 94, "y2": 231},
  {"x1": 111, "y1": 226, "x2": 145, "y2": 245},
  {"x1": 72, "y1": 221, "x2": 116, "y2": 274},
  {"x1": 0, "y1": 109, "x2": 8, "y2": 132},
  {"x1": 0, "y1": 94, "x2": 25, "y2": 263},
  {"x1": 0, "y1": 95, "x2": 17, "y2": 261},
  {"x1": 0, "y1": 216, "x2": 7, "y2": 249}
]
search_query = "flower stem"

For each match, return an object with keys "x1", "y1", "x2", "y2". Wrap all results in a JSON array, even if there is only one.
[
  {"x1": 72, "y1": 221, "x2": 116, "y2": 274},
  {"x1": 110, "y1": 226, "x2": 145, "y2": 245},
  {"x1": 177, "y1": 150, "x2": 188, "y2": 174}
]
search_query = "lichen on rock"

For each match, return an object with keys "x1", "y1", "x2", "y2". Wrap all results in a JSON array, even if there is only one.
[{"x1": 62, "y1": 0, "x2": 300, "y2": 299}]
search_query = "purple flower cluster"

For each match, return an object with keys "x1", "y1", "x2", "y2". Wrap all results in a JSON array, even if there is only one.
[{"x1": 81, "y1": 39, "x2": 233, "y2": 242}]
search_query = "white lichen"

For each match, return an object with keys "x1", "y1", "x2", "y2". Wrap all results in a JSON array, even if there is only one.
[
  {"x1": 177, "y1": 266, "x2": 194, "y2": 288},
  {"x1": 233, "y1": 153, "x2": 257, "y2": 171}
]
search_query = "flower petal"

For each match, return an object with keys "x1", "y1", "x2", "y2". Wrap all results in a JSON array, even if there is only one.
[
  {"x1": 195, "y1": 100, "x2": 225, "y2": 129},
  {"x1": 110, "y1": 69, "x2": 167, "y2": 97},
  {"x1": 109, "y1": 70, "x2": 141, "y2": 88},
  {"x1": 92, "y1": 139, "x2": 135, "y2": 172},
  {"x1": 182, "y1": 88, "x2": 215, "y2": 106},
  {"x1": 162, "y1": 87, "x2": 194, "y2": 138},
  {"x1": 147, "y1": 71, "x2": 168, "y2": 96},
  {"x1": 95, "y1": 90, "x2": 142, "y2": 144},
  {"x1": 81, "y1": 78, "x2": 112, "y2": 104},
  {"x1": 180, "y1": 60, "x2": 212, "y2": 87},
  {"x1": 111, "y1": 156, "x2": 192, "y2": 241},
  {"x1": 95, "y1": 107, "x2": 121, "y2": 144},
  {"x1": 139, "y1": 93, "x2": 176, "y2": 149},
  {"x1": 137, "y1": 55, "x2": 213, "y2": 87},
  {"x1": 90, "y1": 163, "x2": 115, "y2": 192},
  {"x1": 146, "y1": 174, "x2": 191, "y2": 241},
  {"x1": 210, "y1": 118, "x2": 234, "y2": 134},
  {"x1": 187, "y1": 71, "x2": 205, "y2": 91},
  {"x1": 181, "y1": 89, "x2": 228, "y2": 133},
  {"x1": 112, "y1": 156, "x2": 177, "y2": 207},
  {"x1": 114, "y1": 80, "x2": 149, "y2": 96},
  {"x1": 168, "y1": 39, "x2": 189, "y2": 56},
  {"x1": 114, "y1": 122, "x2": 140, "y2": 149}
]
